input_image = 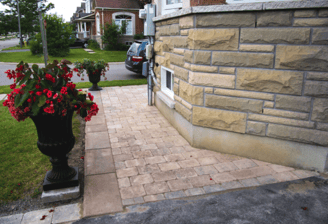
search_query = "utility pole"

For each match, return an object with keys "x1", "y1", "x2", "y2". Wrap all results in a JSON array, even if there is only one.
[
  {"x1": 17, "y1": 0, "x2": 22, "y2": 48},
  {"x1": 38, "y1": 0, "x2": 48, "y2": 66}
]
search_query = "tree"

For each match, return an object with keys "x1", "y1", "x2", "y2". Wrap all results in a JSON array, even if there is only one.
[
  {"x1": 0, "y1": 12, "x2": 15, "y2": 36},
  {"x1": 44, "y1": 14, "x2": 74, "y2": 57},
  {"x1": 1, "y1": 0, "x2": 54, "y2": 36},
  {"x1": 101, "y1": 21, "x2": 127, "y2": 51}
]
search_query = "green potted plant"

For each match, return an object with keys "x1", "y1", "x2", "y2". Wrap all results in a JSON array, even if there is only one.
[
  {"x1": 2, "y1": 59, "x2": 99, "y2": 190},
  {"x1": 73, "y1": 59, "x2": 109, "y2": 91}
]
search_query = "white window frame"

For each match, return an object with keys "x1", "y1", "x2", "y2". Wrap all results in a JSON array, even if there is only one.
[
  {"x1": 162, "y1": 0, "x2": 182, "y2": 15},
  {"x1": 161, "y1": 66, "x2": 174, "y2": 99},
  {"x1": 112, "y1": 12, "x2": 135, "y2": 36},
  {"x1": 96, "y1": 12, "x2": 100, "y2": 35}
]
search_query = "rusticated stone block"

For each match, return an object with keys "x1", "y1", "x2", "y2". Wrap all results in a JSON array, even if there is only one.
[
  {"x1": 174, "y1": 95, "x2": 193, "y2": 110},
  {"x1": 179, "y1": 81, "x2": 203, "y2": 105},
  {"x1": 154, "y1": 41, "x2": 163, "y2": 55},
  {"x1": 317, "y1": 123, "x2": 328, "y2": 131},
  {"x1": 181, "y1": 30, "x2": 188, "y2": 36},
  {"x1": 248, "y1": 114, "x2": 314, "y2": 129},
  {"x1": 307, "y1": 72, "x2": 328, "y2": 81},
  {"x1": 184, "y1": 50, "x2": 193, "y2": 63},
  {"x1": 293, "y1": 18, "x2": 328, "y2": 27},
  {"x1": 179, "y1": 16, "x2": 194, "y2": 29},
  {"x1": 164, "y1": 18, "x2": 179, "y2": 25},
  {"x1": 312, "y1": 28, "x2": 328, "y2": 45},
  {"x1": 275, "y1": 45, "x2": 328, "y2": 71},
  {"x1": 196, "y1": 13, "x2": 255, "y2": 28},
  {"x1": 189, "y1": 72, "x2": 235, "y2": 88},
  {"x1": 294, "y1": 10, "x2": 317, "y2": 18},
  {"x1": 174, "y1": 66, "x2": 189, "y2": 82},
  {"x1": 212, "y1": 52, "x2": 273, "y2": 68},
  {"x1": 246, "y1": 121, "x2": 266, "y2": 136},
  {"x1": 205, "y1": 87, "x2": 213, "y2": 94},
  {"x1": 219, "y1": 67, "x2": 235, "y2": 74},
  {"x1": 263, "y1": 109, "x2": 309, "y2": 120},
  {"x1": 173, "y1": 48, "x2": 184, "y2": 55},
  {"x1": 188, "y1": 29, "x2": 239, "y2": 50},
  {"x1": 236, "y1": 69, "x2": 303, "y2": 95},
  {"x1": 172, "y1": 36, "x2": 188, "y2": 48},
  {"x1": 304, "y1": 81, "x2": 328, "y2": 97},
  {"x1": 190, "y1": 64, "x2": 218, "y2": 73},
  {"x1": 275, "y1": 95, "x2": 311, "y2": 113},
  {"x1": 264, "y1": 101, "x2": 274, "y2": 108},
  {"x1": 170, "y1": 53, "x2": 184, "y2": 67},
  {"x1": 159, "y1": 26, "x2": 170, "y2": 36},
  {"x1": 162, "y1": 37, "x2": 173, "y2": 52},
  {"x1": 319, "y1": 9, "x2": 328, "y2": 17},
  {"x1": 192, "y1": 107, "x2": 247, "y2": 133},
  {"x1": 267, "y1": 124, "x2": 328, "y2": 146},
  {"x1": 173, "y1": 84, "x2": 179, "y2": 95},
  {"x1": 194, "y1": 51, "x2": 211, "y2": 65},
  {"x1": 257, "y1": 11, "x2": 292, "y2": 26},
  {"x1": 175, "y1": 102, "x2": 192, "y2": 122},
  {"x1": 240, "y1": 28, "x2": 310, "y2": 44},
  {"x1": 205, "y1": 95, "x2": 263, "y2": 113},
  {"x1": 239, "y1": 44, "x2": 274, "y2": 52},
  {"x1": 214, "y1": 88, "x2": 274, "y2": 101},
  {"x1": 311, "y1": 98, "x2": 328, "y2": 122}
]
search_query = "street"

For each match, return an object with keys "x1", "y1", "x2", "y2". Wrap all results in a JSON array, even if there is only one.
[
  {"x1": 0, "y1": 38, "x2": 20, "y2": 51},
  {"x1": 0, "y1": 62, "x2": 145, "y2": 86}
]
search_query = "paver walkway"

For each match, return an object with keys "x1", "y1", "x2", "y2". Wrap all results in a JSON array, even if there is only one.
[{"x1": 83, "y1": 84, "x2": 319, "y2": 218}]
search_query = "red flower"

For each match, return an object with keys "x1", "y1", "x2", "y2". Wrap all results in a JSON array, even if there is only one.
[
  {"x1": 33, "y1": 96, "x2": 36, "y2": 101},
  {"x1": 60, "y1": 87, "x2": 67, "y2": 95},
  {"x1": 88, "y1": 93, "x2": 94, "y2": 101},
  {"x1": 36, "y1": 91, "x2": 42, "y2": 96},
  {"x1": 21, "y1": 84, "x2": 26, "y2": 88},
  {"x1": 35, "y1": 84, "x2": 40, "y2": 89},
  {"x1": 104, "y1": 77, "x2": 107, "y2": 80},
  {"x1": 53, "y1": 93, "x2": 58, "y2": 99},
  {"x1": 47, "y1": 91, "x2": 52, "y2": 98},
  {"x1": 28, "y1": 90, "x2": 34, "y2": 95},
  {"x1": 43, "y1": 89, "x2": 49, "y2": 93},
  {"x1": 46, "y1": 100, "x2": 50, "y2": 104},
  {"x1": 27, "y1": 98, "x2": 32, "y2": 103},
  {"x1": 81, "y1": 78, "x2": 84, "y2": 81},
  {"x1": 10, "y1": 83, "x2": 16, "y2": 89},
  {"x1": 73, "y1": 68, "x2": 79, "y2": 72}
]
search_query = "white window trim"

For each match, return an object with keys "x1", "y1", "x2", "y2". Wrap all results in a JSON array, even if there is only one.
[
  {"x1": 112, "y1": 12, "x2": 135, "y2": 36},
  {"x1": 162, "y1": 0, "x2": 182, "y2": 15},
  {"x1": 96, "y1": 12, "x2": 100, "y2": 35},
  {"x1": 161, "y1": 66, "x2": 174, "y2": 100}
]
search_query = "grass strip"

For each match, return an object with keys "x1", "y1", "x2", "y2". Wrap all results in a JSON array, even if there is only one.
[{"x1": 1, "y1": 45, "x2": 30, "y2": 51}]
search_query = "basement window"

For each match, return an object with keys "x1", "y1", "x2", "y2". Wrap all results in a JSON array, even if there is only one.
[{"x1": 161, "y1": 66, "x2": 174, "y2": 99}]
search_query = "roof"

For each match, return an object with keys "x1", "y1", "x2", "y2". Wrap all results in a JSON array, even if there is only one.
[{"x1": 94, "y1": 0, "x2": 140, "y2": 9}]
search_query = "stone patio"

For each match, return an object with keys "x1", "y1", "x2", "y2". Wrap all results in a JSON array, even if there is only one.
[{"x1": 83, "y1": 85, "x2": 319, "y2": 217}]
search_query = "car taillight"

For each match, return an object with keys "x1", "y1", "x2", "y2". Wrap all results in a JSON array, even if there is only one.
[{"x1": 132, "y1": 56, "x2": 143, "y2": 62}]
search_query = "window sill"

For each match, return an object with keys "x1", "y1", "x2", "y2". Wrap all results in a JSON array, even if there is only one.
[{"x1": 157, "y1": 91, "x2": 175, "y2": 109}]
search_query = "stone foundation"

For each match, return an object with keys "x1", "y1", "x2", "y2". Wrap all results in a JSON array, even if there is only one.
[{"x1": 153, "y1": 1, "x2": 328, "y2": 172}]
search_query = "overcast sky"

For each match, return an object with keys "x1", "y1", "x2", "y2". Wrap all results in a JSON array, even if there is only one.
[{"x1": 0, "y1": 0, "x2": 84, "y2": 22}]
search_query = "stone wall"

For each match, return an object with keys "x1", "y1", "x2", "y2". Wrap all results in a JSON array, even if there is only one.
[{"x1": 153, "y1": 7, "x2": 328, "y2": 152}]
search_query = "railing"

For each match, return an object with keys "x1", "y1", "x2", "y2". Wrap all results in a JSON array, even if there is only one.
[{"x1": 76, "y1": 31, "x2": 91, "y2": 39}]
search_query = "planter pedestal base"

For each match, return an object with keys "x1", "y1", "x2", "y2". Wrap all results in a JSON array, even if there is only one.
[
  {"x1": 41, "y1": 185, "x2": 80, "y2": 203},
  {"x1": 89, "y1": 84, "x2": 102, "y2": 91},
  {"x1": 43, "y1": 167, "x2": 79, "y2": 191}
]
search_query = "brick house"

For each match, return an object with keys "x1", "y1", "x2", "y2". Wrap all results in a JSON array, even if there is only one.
[
  {"x1": 71, "y1": 0, "x2": 144, "y2": 47},
  {"x1": 150, "y1": 0, "x2": 328, "y2": 172}
]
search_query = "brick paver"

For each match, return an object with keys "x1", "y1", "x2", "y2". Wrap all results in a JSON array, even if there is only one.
[{"x1": 84, "y1": 85, "x2": 319, "y2": 215}]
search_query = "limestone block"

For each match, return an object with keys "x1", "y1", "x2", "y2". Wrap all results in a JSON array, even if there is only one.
[
  {"x1": 239, "y1": 44, "x2": 274, "y2": 52},
  {"x1": 154, "y1": 42, "x2": 163, "y2": 55},
  {"x1": 307, "y1": 72, "x2": 328, "y2": 81},
  {"x1": 246, "y1": 121, "x2": 266, "y2": 136},
  {"x1": 267, "y1": 124, "x2": 328, "y2": 146},
  {"x1": 162, "y1": 53, "x2": 171, "y2": 68},
  {"x1": 257, "y1": 11, "x2": 292, "y2": 26},
  {"x1": 317, "y1": 123, "x2": 328, "y2": 131},
  {"x1": 155, "y1": 55, "x2": 164, "y2": 65},
  {"x1": 276, "y1": 45, "x2": 328, "y2": 72},
  {"x1": 188, "y1": 29, "x2": 239, "y2": 51},
  {"x1": 165, "y1": 18, "x2": 179, "y2": 25},
  {"x1": 219, "y1": 67, "x2": 235, "y2": 74},
  {"x1": 214, "y1": 88, "x2": 274, "y2": 101},
  {"x1": 174, "y1": 66, "x2": 189, "y2": 82},
  {"x1": 196, "y1": 13, "x2": 255, "y2": 28},
  {"x1": 194, "y1": 51, "x2": 211, "y2": 65},
  {"x1": 212, "y1": 52, "x2": 273, "y2": 68},
  {"x1": 184, "y1": 50, "x2": 193, "y2": 63},
  {"x1": 173, "y1": 48, "x2": 185, "y2": 55},
  {"x1": 205, "y1": 87, "x2": 213, "y2": 94},
  {"x1": 192, "y1": 107, "x2": 247, "y2": 133},
  {"x1": 174, "y1": 95, "x2": 192, "y2": 110},
  {"x1": 319, "y1": 9, "x2": 328, "y2": 17},
  {"x1": 170, "y1": 53, "x2": 184, "y2": 67},
  {"x1": 162, "y1": 37, "x2": 173, "y2": 52},
  {"x1": 169, "y1": 24, "x2": 180, "y2": 35},
  {"x1": 175, "y1": 102, "x2": 192, "y2": 122},
  {"x1": 173, "y1": 83, "x2": 179, "y2": 95},
  {"x1": 311, "y1": 98, "x2": 328, "y2": 122},
  {"x1": 275, "y1": 95, "x2": 311, "y2": 112},
  {"x1": 190, "y1": 64, "x2": 218, "y2": 73},
  {"x1": 294, "y1": 10, "x2": 317, "y2": 18},
  {"x1": 159, "y1": 26, "x2": 170, "y2": 36},
  {"x1": 179, "y1": 81, "x2": 204, "y2": 105},
  {"x1": 179, "y1": 16, "x2": 194, "y2": 29},
  {"x1": 293, "y1": 18, "x2": 328, "y2": 27},
  {"x1": 155, "y1": 32, "x2": 160, "y2": 40},
  {"x1": 205, "y1": 95, "x2": 263, "y2": 113},
  {"x1": 312, "y1": 28, "x2": 328, "y2": 45},
  {"x1": 189, "y1": 72, "x2": 235, "y2": 88},
  {"x1": 240, "y1": 28, "x2": 310, "y2": 44},
  {"x1": 263, "y1": 108, "x2": 309, "y2": 120},
  {"x1": 184, "y1": 62, "x2": 191, "y2": 70},
  {"x1": 304, "y1": 81, "x2": 328, "y2": 97},
  {"x1": 264, "y1": 101, "x2": 274, "y2": 108},
  {"x1": 181, "y1": 30, "x2": 189, "y2": 36},
  {"x1": 174, "y1": 77, "x2": 180, "y2": 84},
  {"x1": 172, "y1": 36, "x2": 188, "y2": 48},
  {"x1": 236, "y1": 69, "x2": 303, "y2": 95},
  {"x1": 248, "y1": 114, "x2": 314, "y2": 129}
]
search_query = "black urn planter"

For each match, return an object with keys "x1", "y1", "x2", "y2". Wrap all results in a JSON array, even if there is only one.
[
  {"x1": 88, "y1": 71, "x2": 102, "y2": 91},
  {"x1": 30, "y1": 109, "x2": 79, "y2": 191}
]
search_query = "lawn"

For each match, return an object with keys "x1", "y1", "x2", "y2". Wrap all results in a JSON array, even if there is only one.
[
  {"x1": 0, "y1": 100, "x2": 81, "y2": 202},
  {"x1": 1, "y1": 45, "x2": 30, "y2": 51},
  {"x1": 0, "y1": 48, "x2": 127, "y2": 63}
]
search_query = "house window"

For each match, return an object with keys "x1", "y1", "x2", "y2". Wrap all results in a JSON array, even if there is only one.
[
  {"x1": 162, "y1": 0, "x2": 182, "y2": 15},
  {"x1": 161, "y1": 66, "x2": 174, "y2": 99},
  {"x1": 115, "y1": 15, "x2": 132, "y2": 35},
  {"x1": 96, "y1": 13, "x2": 100, "y2": 35}
]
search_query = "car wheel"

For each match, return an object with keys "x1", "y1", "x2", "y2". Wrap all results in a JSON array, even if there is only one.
[{"x1": 83, "y1": 43, "x2": 88, "y2": 48}]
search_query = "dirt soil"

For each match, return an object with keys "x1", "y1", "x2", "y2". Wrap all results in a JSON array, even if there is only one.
[{"x1": 0, "y1": 115, "x2": 86, "y2": 218}]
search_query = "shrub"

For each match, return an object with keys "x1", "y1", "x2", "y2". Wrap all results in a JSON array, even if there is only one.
[
  {"x1": 101, "y1": 21, "x2": 127, "y2": 51},
  {"x1": 88, "y1": 39, "x2": 100, "y2": 50},
  {"x1": 29, "y1": 33, "x2": 42, "y2": 55},
  {"x1": 133, "y1": 33, "x2": 145, "y2": 40}
]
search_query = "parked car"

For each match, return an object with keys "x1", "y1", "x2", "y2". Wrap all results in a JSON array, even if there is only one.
[
  {"x1": 125, "y1": 39, "x2": 148, "y2": 74},
  {"x1": 70, "y1": 38, "x2": 89, "y2": 48}
]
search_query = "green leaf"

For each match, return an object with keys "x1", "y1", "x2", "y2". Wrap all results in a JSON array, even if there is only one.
[
  {"x1": 38, "y1": 95, "x2": 46, "y2": 107},
  {"x1": 32, "y1": 64, "x2": 39, "y2": 73},
  {"x1": 18, "y1": 74, "x2": 30, "y2": 86},
  {"x1": 16, "y1": 92, "x2": 29, "y2": 107},
  {"x1": 26, "y1": 79, "x2": 35, "y2": 90},
  {"x1": 80, "y1": 108, "x2": 87, "y2": 118},
  {"x1": 14, "y1": 93, "x2": 21, "y2": 107},
  {"x1": 40, "y1": 80, "x2": 51, "y2": 89},
  {"x1": 32, "y1": 102, "x2": 41, "y2": 116}
]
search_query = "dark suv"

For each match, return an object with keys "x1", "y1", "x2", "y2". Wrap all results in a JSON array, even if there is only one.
[{"x1": 125, "y1": 39, "x2": 148, "y2": 74}]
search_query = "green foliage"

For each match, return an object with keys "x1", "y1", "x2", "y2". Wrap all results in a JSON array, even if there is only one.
[
  {"x1": 88, "y1": 39, "x2": 100, "y2": 50},
  {"x1": 101, "y1": 21, "x2": 128, "y2": 51},
  {"x1": 44, "y1": 14, "x2": 75, "y2": 57},
  {"x1": 29, "y1": 33, "x2": 42, "y2": 55},
  {"x1": 133, "y1": 33, "x2": 145, "y2": 40}
]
